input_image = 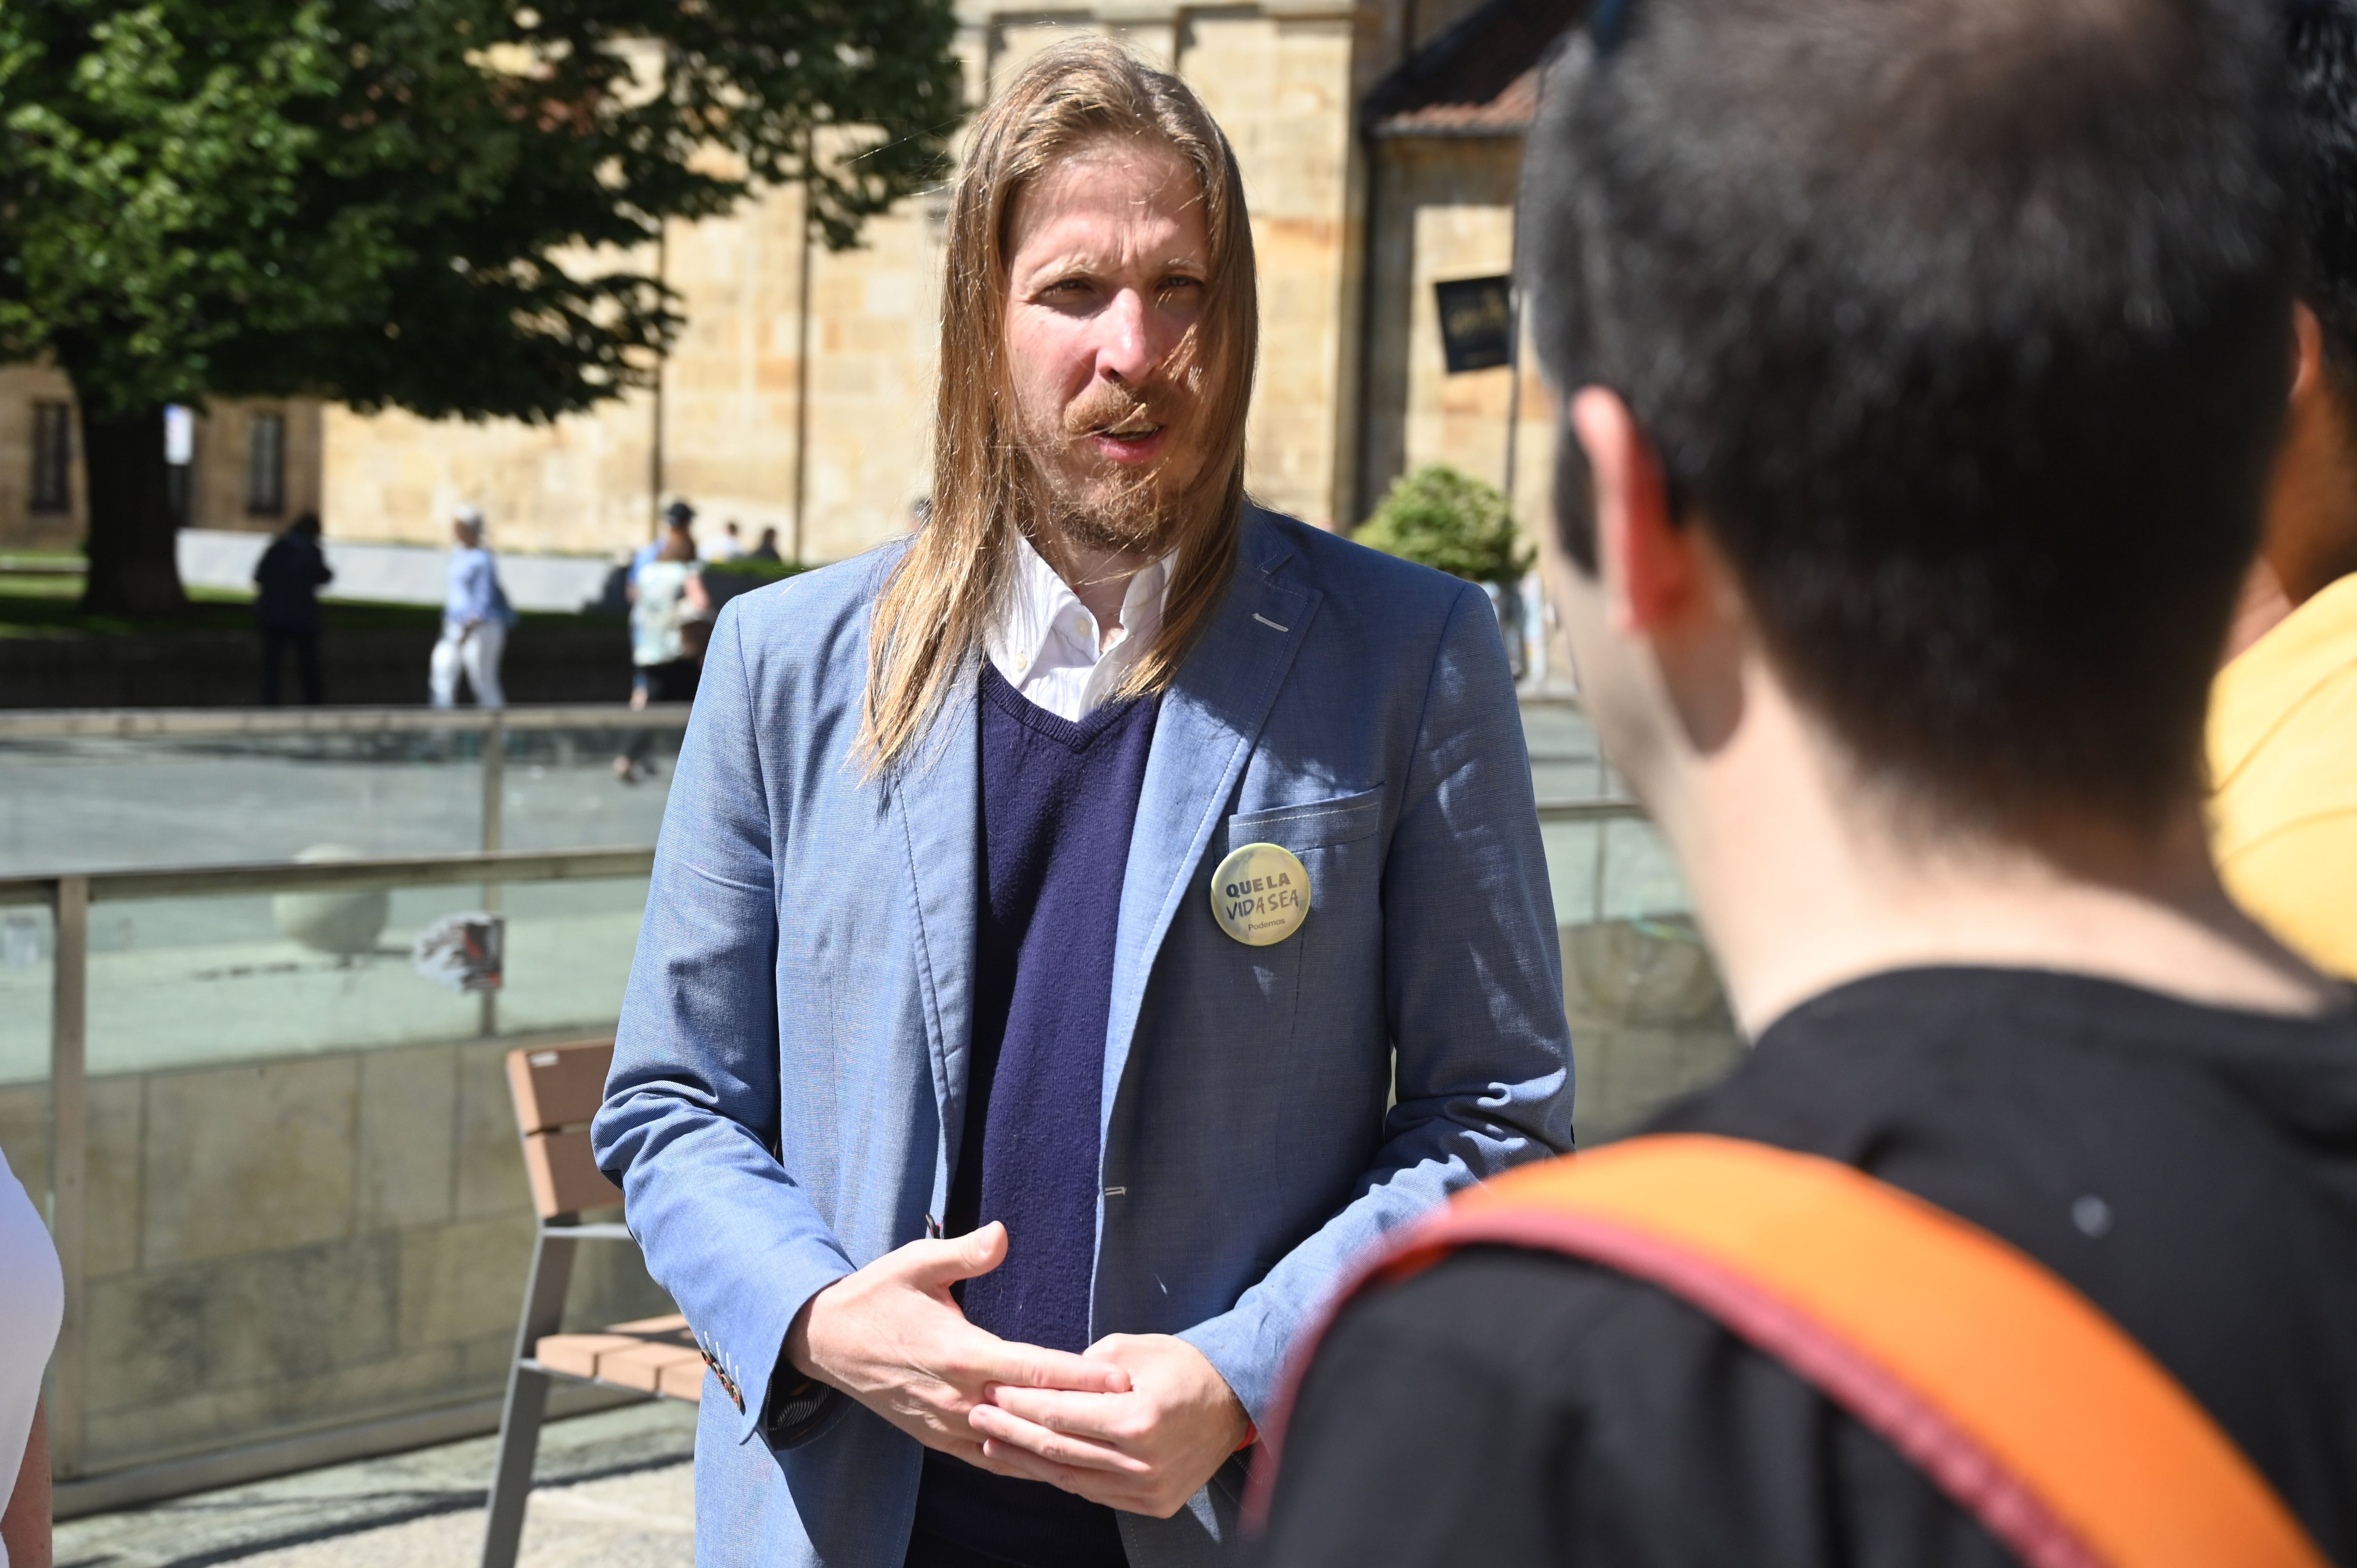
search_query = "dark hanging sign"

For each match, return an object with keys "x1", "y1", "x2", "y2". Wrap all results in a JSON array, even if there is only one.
[{"x1": 1434, "y1": 274, "x2": 1515, "y2": 374}]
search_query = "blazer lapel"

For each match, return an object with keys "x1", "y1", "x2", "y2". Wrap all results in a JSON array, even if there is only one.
[
  {"x1": 1103, "y1": 513, "x2": 1320, "y2": 1124},
  {"x1": 890, "y1": 659, "x2": 981, "y2": 1221}
]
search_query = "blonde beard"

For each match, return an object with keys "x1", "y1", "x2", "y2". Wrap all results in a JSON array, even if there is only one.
[{"x1": 1010, "y1": 424, "x2": 1203, "y2": 566}]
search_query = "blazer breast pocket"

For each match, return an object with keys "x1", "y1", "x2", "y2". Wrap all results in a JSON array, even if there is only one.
[
  {"x1": 1202, "y1": 784, "x2": 1389, "y2": 1060},
  {"x1": 1222, "y1": 784, "x2": 1385, "y2": 858}
]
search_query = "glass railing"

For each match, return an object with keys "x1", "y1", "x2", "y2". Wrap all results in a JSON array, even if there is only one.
[
  {"x1": 0, "y1": 706, "x2": 691, "y2": 1506},
  {"x1": 0, "y1": 698, "x2": 1742, "y2": 1509},
  {"x1": 1524, "y1": 698, "x2": 1746, "y2": 1141}
]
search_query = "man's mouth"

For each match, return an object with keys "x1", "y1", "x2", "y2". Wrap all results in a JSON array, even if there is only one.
[{"x1": 1089, "y1": 419, "x2": 1168, "y2": 462}]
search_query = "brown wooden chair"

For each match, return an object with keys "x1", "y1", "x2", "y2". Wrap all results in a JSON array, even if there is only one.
[{"x1": 481, "y1": 1039, "x2": 704, "y2": 1568}]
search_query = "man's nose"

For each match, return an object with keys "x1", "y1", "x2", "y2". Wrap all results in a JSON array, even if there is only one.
[{"x1": 1094, "y1": 287, "x2": 1168, "y2": 385}]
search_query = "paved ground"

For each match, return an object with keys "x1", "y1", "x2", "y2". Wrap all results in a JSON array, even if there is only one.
[{"x1": 57, "y1": 1403, "x2": 697, "y2": 1568}]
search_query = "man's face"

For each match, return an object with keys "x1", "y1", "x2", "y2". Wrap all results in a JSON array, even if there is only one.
[{"x1": 1002, "y1": 137, "x2": 1213, "y2": 546}]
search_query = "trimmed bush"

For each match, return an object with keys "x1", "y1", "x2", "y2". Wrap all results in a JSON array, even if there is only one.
[{"x1": 1354, "y1": 465, "x2": 1532, "y2": 585}]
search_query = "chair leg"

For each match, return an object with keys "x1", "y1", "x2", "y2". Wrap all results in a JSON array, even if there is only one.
[
  {"x1": 481, "y1": 1362, "x2": 553, "y2": 1568},
  {"x1": 481, "y1": 1227, "x2": 580, "y2": 1568}
]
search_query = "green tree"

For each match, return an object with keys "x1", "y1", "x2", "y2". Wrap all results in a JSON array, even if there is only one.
[
  {"x1": 0, "y1": 0, "x2": 959, "y2": 614},
  {"x1": 1355, "y1": 463, "x2": 1533, "y2": 585}
]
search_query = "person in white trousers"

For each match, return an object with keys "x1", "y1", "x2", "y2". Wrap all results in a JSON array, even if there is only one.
[
  {"x1": 429, "y1": 506, "x2": 515, "y2": 709},
  {"x1": 0, "y1": 1158, "x2": 62, "y2": 1568}
]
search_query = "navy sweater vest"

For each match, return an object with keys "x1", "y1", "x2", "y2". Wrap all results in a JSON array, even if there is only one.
[{"x1": 915, "y1": 664, "x2": 1158, "y2": 1568}]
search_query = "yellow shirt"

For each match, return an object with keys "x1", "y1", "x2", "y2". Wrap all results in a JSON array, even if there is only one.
[{"x1": 2207, "y1": 572, "x2": 2357, "y2": 978}]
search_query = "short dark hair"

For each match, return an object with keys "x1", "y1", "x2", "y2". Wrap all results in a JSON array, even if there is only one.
[
  {"x1": 1522, "y1": 0, "x2": 2296, "y2": 832},
  {"x1": 2290, "y1": 1, "x2": 2357, "y2": 378}
]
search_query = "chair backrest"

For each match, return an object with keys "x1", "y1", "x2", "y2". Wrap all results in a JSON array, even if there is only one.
[{"x1": 505, "y1": 1040, "x2": 625, "y2": 1220}]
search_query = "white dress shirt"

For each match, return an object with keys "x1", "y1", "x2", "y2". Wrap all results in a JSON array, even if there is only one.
[{"x1": 985, "y1": 530, "x2": 1176, "y2": 721}]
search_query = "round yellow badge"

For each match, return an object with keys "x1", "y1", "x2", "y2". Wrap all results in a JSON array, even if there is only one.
[{"x1": 1210, "y1": 842, "x2": 1312, "y2": 946}]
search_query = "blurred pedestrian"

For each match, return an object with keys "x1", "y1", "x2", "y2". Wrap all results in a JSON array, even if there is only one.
[
  {"x1": 749, "y1": 526, "x2": 783, "y2": 563},
  {"x1": 2209, "y1": 0, "x2": 2357, "y2": 980},
  {"x1": 615, "y1": 525, "x2": 710, "y2": 780},
  {"x1": 429, "y1": 505, "x2": 514, "y2": 709},
  {"x1": 0, "y1": 1151, "x2": 62, "y2": 1568},
  {"x1": 1260, "y1": 2, "x2": 2357, "y2": 1563},
  {"x1": 628, "y1": 501, "x2": 698, "y2": 591},
  {"x1": 253, "y1": 510, "x2": 332, "y2": 706},
  {"x1": 631, "y1": 530, "x2": 710, "y2": 703},
  {"x1": 710, "y1": 520, "x2": 748, "y2": 562},
  {"x1": 626, "y1": 503, "x2": 700, "y2": 706}
]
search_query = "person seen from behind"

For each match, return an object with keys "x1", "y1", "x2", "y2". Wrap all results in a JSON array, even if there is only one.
[
  {"x1": 616, "y1": 526, "x2": 710, "y2": 780},
  {"x1": 429, "y1": 505, "x2": 515, "y2": 709},
  {"x1": 749, "y1": 526, "x2": 783, "y2": 563},
  {"x1": 1258, "y1": 0, "x2": 2357, "y2": 1562},
  {"x1": 629, "y1": 508, "x2": 707, "y2": 702},
  {"x1": 253, "y1": 510, "x2": 332, "y2": 706},
  {"x1": 2209, "y1": 0, "x2": 2357, "y2": 979},
  {"x1": 629, "y1": 501, "x2": 699, "y2": 704}
]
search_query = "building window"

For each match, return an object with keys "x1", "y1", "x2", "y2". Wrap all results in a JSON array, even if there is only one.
[
  {"x1": 246, "y1": 411, "x2": 286, "y2": 517},
  {"x1": 29, "y1": 401, "x2": 71, "y2": 514}
]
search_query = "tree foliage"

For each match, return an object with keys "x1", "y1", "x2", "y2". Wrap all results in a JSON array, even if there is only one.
[
  {"x1": 0, "y1": 0, "x2": 960, "y2": 609},
  {"x1": 0, "y1": 0, "x2": 960, "y2": 418},
  {"x1": 1355, "y1": 464, "x2": 1532, "y2": 585}
]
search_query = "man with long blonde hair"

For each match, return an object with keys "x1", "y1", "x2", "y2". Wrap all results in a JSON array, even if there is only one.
[{"x1": 595, "y1": 38, "x2": 1572, "y2": 1568}]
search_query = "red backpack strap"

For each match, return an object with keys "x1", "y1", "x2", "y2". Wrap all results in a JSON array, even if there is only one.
[{"x1": 1255, "y1": 1134, "x2": 2326, "y2": 1568}]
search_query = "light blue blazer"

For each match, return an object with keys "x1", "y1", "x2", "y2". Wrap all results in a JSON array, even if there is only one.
[{"x1": 593, "y1": 507, "x2": 1575, "y2": 1568}]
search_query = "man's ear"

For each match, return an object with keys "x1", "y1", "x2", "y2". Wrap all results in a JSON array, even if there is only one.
[
  {"x1": 2292, "y1": 300, "x2": 2325, "y2": 408},
  {"x1": 1569, "y1": 387, "x2": 1696, "y2": 634}
]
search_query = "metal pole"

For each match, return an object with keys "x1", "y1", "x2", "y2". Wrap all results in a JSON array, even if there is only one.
[
  {"x1": 1502, "y1": 281, "x2": 1523, "y2": 511},
  {"x1": 792, "y1": 131, "x2": 816, "y2": 566},
  {"x1": 650, "y1": 218, "x2": 668, "y2": 542},
  {"x1": 48, "y1": 875, "x2": 87, "y2": 1480},
  {"x1": 479, "y1": 714, "x2": 504, "y2": 1038}
]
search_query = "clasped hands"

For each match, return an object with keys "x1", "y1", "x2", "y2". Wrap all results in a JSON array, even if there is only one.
[{"x1": 785, "y1": 1222, "x2": 1249, "y2": 1518}]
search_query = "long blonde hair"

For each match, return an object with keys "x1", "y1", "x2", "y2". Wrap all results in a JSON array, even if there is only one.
[{"x1": 859, "y1": 38, "x2": 1258, "y2": 776}]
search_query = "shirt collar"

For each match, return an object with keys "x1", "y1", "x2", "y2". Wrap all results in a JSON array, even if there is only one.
[{"x1": 989, "y1": 528, "x2": 1177, "y2": 690}]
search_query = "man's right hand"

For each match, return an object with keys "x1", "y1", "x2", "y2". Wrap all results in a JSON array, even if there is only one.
[{"x1": 786, "y1": 1222, "x2": 1131, "y2": 1468}]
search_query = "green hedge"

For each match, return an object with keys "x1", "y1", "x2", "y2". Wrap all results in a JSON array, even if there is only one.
[{"x1": 1354, "y1": 465, "x2": 1532, "y2": 585}]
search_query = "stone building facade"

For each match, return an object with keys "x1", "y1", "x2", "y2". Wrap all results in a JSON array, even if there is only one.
[
  {"x1": 0, "y1": 0, "x2": 1573, "y2": 563},
  {"x1": 0, "y1": 366, "x2": 324, "y2": 550}
]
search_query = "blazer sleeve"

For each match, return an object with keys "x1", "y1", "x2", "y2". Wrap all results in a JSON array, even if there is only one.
[
  {"x1": 592, "y1": 604, "x2": 857, "y2": 1445},
  {"x1": 1179, "y1": 579, "x2": 1577, "y2": 1419}
]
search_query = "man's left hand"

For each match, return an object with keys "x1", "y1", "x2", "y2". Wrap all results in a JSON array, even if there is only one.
[{"x1": 967, "y1": 1333, "x2": 1248, "y2": 1517}]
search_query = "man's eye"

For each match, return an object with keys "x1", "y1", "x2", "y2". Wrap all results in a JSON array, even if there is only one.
[{"x1": 1162, "y1": 276, "x2": 1204, "y2": 294}]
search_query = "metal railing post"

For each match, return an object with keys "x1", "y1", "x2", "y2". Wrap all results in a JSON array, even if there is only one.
[
  {"x1": 480, "y1": 714, "x2": 504, "y2": 1038},
  {"x1": 49, "y1": 874, "x2": 87, "y2": 1480}
]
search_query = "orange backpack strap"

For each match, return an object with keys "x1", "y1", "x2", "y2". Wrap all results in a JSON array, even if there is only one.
[{"x1": 1259, "y1": 1134, "x2": 2327, "y2": 1568}]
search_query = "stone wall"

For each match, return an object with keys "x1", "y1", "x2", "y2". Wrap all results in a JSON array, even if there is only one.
[
  {"x1": 1356, "y1": 134, "x2": 1556, "y2": 534},
  {"x1": 0, "y1": 935, "x2": 1741, "y2": 1481},
  {"x1": 186, "y1": 399, "x2": 327, "y2": 537},
  {"x1": 321, "y1": 1, "x2": 1400, "y2": 559},
  {"x1": 0, "y1": 366, "x2": 83, "y2": 551},
  {"x1": 0, "y1": 367, "x2": 326, "y2": 549},
  {"x1": 0, "y1": 1032, "x2": 671, "y2": 1479}
]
